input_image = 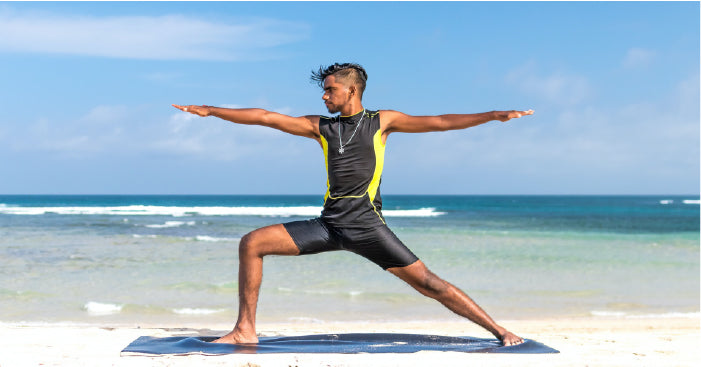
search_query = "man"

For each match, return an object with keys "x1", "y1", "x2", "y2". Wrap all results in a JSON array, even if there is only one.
[{"x1": 173, "y1": 62, "x2": 533, "y2": 346}]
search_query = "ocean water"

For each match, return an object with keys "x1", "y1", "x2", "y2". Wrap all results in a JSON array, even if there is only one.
[{"x1": 0, "y1": 195, "x2": 698, "y2": 326}]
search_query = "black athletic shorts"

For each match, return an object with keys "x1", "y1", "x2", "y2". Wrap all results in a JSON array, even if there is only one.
[{"x1": 283, "y1": 218, "x2": 419, "y2": 270}]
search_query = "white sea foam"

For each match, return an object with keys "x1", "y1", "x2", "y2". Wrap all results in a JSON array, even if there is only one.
[
  {"x1": 132, "y1": 234, "x2": 159, "y2": 239},
  {"x1": 590, "y1": 310, "x2": 627, "y2": 317},
  {"x1": 660, "y1": 199, "x2": 699, "y2": 205},
  {"x1": 591, "y1": 310, "x2": 700, "y2": 319},
  {"x1": 625, "y1": 312, "x2": 700, "y2": 319},
  {"x1": 0, "y1": 205, "x2": 444, "y2": 217},
  {"x1": 145, "y1": 221, "x2": 196, "y2": 228},
  {"x1": 172, "y1": 307, "x2": 225, "y2": 315},
  {"x1": 195, "y1": 235, "x2": 237, "y2": 242},
  {"x1": 383, "y1": 208, "x2": 444, "y2": 217},
  {"x1": 83, "y1": 301, "x2": 123, "y2": 316},
  {"x1": 286, "y1": 317, "x2": 325, "y2": 323}
]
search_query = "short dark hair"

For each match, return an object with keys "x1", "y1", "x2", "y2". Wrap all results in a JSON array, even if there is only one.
[{"x1": 311, "y1": 63, "x2": 368, "y2": 98}]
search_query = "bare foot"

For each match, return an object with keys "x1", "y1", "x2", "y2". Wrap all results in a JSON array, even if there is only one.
[
  {"x1": 211, "y1": 329, "x2": 258, "y2": 344},
  {"x1": 499, "y1": 331, "x2": 524, "y2": 346}
]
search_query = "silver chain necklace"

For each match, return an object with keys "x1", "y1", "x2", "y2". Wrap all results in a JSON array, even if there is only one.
[{"x1": 337, "y1": 109, "x2": 365, "y2": 154}]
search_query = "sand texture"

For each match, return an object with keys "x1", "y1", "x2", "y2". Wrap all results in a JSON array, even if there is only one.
[{"x1": 0, "y1": 317, "x2": 698, "y2": 366}]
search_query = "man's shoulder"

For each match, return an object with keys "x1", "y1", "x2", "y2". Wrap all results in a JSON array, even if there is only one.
[
  {"x1": 375, "y1": 109, "x2": 405, "y2": 119},
  {"x1": 318, "y1": 115, "x2": 334, "y2": 125},
  {"x1": 367, "y1": 109, "x2": 381, "y2": 118},
  {"x1": 317, "y1": 115, "x2": 334, "y2": 136}
]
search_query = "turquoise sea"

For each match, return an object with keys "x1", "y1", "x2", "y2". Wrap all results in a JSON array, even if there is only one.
[{"x1": 0, "y1": 195, "x2": 698, "y2": 325}]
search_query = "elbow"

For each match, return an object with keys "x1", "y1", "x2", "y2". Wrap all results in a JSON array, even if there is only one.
[
  {"x1": 258, "y1": 109, "x2": 276, "y2": 125},
  {"x1": 434, "y1": 117, "x2": 452, "y2": 132}
]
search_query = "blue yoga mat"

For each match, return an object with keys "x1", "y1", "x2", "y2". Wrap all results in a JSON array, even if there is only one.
[{"x1": 121, "y1": 333, "x2": 559, "y2": 356}]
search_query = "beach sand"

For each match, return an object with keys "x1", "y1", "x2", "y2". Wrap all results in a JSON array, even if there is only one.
[{"x1": 1, "y1": 317, "x2": 698, "y2": 366}]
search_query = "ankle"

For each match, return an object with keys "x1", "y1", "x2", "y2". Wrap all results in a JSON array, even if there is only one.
[{"x1": 233, "y1": 322, "x2": 255, "y2": 334}]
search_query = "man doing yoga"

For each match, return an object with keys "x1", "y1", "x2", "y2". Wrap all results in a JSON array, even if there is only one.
[{"x1": 173, "y1": 62, "x2": 534, "y2": 346}]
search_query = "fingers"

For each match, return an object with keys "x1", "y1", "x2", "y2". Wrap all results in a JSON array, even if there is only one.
[
  {"x1": 172, "y1": 104, "x2": 211, "y2": 117},
  {"x1": 172, "y1": 104, "x2": 190, "y2": 112},
  {"x1": 512, "y1": 109, "x2": 534, "y2": 119},
  {"x1": 172, "y1": 104, "x2": 197, "y2": 113},
  {"x1": 498, "y1": 109, "x2": 534, "y2": 122}
]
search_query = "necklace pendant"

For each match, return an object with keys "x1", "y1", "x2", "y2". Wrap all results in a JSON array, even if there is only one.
[{"x1": 338, "y1": 146, "x2": 345, "y2": 154}]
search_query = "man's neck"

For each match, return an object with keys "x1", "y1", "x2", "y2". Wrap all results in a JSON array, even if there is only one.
[{"x1": 338, "y1": 101, "x2": 364, "y2": 117}]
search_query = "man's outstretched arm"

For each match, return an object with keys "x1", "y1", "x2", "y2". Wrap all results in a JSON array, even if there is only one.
[
  {"x1": 172, "y1": 104, "x2": 321, "y2": 140},
  {"x1": 380, "y1": 109, "x2": 534, "y2": 135}
]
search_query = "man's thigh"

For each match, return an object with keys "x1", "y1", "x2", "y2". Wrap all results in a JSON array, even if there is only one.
[
  {"x1": 339, "y1": 225, "x2": 419, "y2": 270},
  {"x1": 282, "y1": 218, "x2": 341, "y2": 255},
  {"x1": 244, "y1": 223, "x2": 301, "y2": 256}
]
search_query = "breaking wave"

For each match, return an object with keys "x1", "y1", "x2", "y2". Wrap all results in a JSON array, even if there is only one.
[{"x1": 0, "y1": 205, "x2": 444, "y2": 217}]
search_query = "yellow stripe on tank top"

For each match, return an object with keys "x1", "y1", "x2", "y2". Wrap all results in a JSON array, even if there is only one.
[
  {"x1": 368, "y1": 129, "x2": 386, "y2": 224},
  {"x1": 367, "y1": 129, "x2": 385, "y2": 202},
  {"x1": 320, "y1": 135, "x2": 331, "y2": 203}
]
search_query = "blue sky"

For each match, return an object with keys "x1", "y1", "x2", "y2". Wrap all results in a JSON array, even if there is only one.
[{"x1": 1, "y1": 1, "x2": 698, "y2": 195}]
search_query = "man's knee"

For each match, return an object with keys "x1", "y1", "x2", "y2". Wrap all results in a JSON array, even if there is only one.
[
  {"x1": 238, "y1": 225, "x2": 299, "y2": 258},
  {"x1": 238, "y1": 231, "x2": 260, "y2": 257}
]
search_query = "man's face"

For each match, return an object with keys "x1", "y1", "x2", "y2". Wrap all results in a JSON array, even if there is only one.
[{"x1": 322, "y1": 75, "x2": 352, "y2": 114}]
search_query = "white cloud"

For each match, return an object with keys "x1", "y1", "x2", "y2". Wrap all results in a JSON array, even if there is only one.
[
  {"x1": 622, "y1": 47, "x2": 656, "y2": 69},
  {"x1": 81, "y1": 105, "x2": 129, "y2": 125},
  {"x1": 0, "y1": 9, "x2": 310, "y2": 60},
  {"x1": 9, "y1": 103, "x2": 307, "y2": 162},
  {"x1": 11, "y1": 105, "x2": 131, "y2": 157},
  {"x1": 505, "y1": 63, "x2": 592, "y2": 106},
  {"x1": 387, "y1": 71, "x2": 699, "y2": 194}
]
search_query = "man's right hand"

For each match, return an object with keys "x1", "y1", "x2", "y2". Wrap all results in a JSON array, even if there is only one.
[
  {"x1": 494, "y1": 109, "x2": 534, "y2": 122},
  {"x1": 172, "y1": 104, "x2": 212, "y2": 117}
]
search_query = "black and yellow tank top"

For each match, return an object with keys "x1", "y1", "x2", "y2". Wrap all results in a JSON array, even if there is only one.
[{"x1": 318, "y1": 109, "x2": 386, "y2": 228}]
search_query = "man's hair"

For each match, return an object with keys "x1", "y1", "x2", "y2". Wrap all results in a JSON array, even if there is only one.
[{"x1": 311, "y1": 63, "x2": 368, "y2": 98}]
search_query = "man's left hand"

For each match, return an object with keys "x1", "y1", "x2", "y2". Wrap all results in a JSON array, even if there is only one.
[{"x1": 496, "y1": 109, "x2": 534, "y2": 122}]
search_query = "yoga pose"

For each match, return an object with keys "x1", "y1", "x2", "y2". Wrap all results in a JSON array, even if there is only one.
[{"x1": 173, "y1": 63, "x2": 533, "y2": 346}]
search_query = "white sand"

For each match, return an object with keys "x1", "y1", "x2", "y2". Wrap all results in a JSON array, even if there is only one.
[{"x1": 1, "y1": 317, "x2": 698, "y2": 366}]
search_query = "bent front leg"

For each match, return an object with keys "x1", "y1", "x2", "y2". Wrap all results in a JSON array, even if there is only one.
[{"x1": 213, "y1": 224, "x2": 300, "y2": 344}]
